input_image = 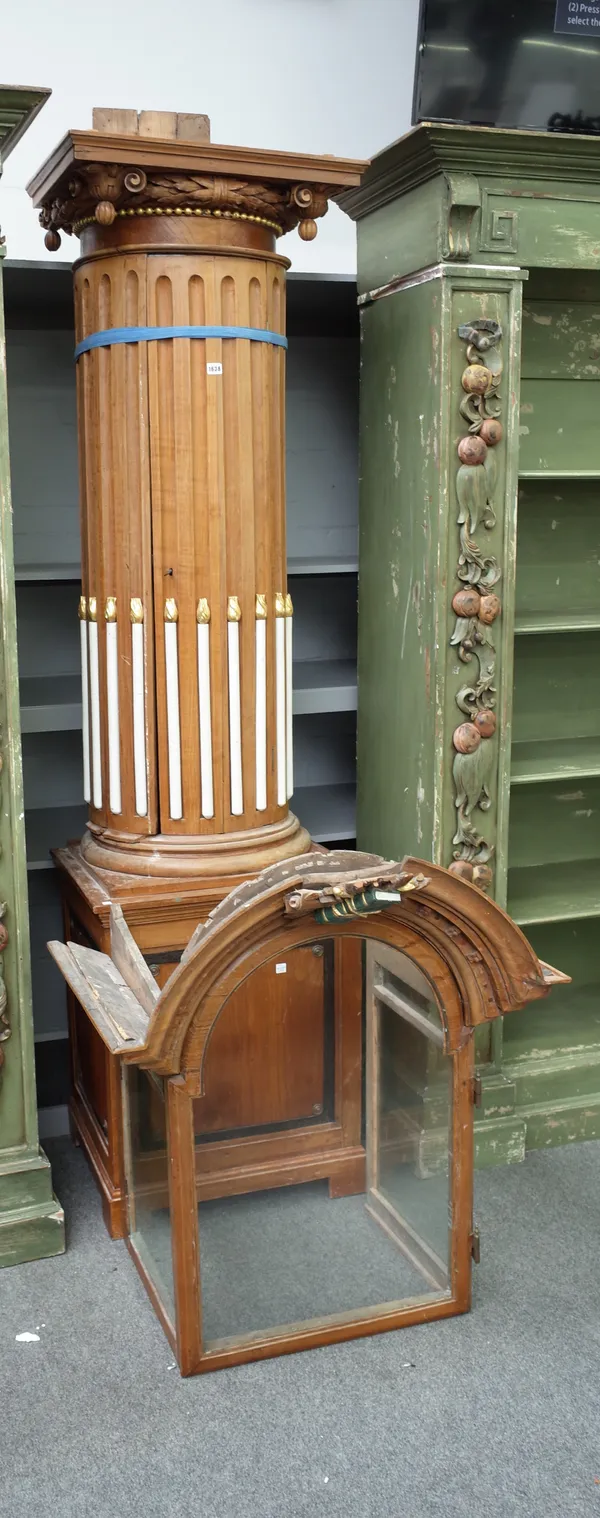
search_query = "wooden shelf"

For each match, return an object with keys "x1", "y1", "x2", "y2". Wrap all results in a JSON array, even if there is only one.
[
  {"x1": 25, "y1": 804, "x2": 87, "y2": 871},
  {"x1": 288, "y1": 556, "x2": 358, "y2": 576},
  {"x1": 508, "y1": 859, "x2": 600, "y2": 927},
  {"x1": 15, "y1": 564, "x2": 81, "y2": 583},
  {"x1": 514, "y1": 613, "x2": 600, "y2": 635},
  {"x1": 519, "y1": 471, "x2": 600, "y2": 480},
  {"x1": 20, "y1": 674, "x2": 82, "y2": 733},
  {"x1": 511, "y1": 737, "x2": 600, "y2": 786},
  {"x1": 292, "y1": 783, "x2": 356, "y2": 843},
  {"x1": 19, "y1": 666, "x2": 360, "y2": 725},
  {"x1": 292, "y1": 661, "x2": 357, "y2": 715},
  {"x1": 503, "y1": 981, "x2": 600, "y2": 1062}
]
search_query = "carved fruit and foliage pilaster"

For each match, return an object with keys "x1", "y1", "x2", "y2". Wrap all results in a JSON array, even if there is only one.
[
  {"x1": 448, "y1": 318, "x2": 504, "y2": 894},
  {"x1": 38, "y1": 163, "x2": 332, "y2": 248}
]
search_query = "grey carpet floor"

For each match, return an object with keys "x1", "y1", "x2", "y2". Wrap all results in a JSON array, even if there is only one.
[
  {"x1": 140, "y1": 1181, "x2": 438, "y2": 1343},
  {"x1": 1, "y1": 1136, "x2": 599, "y2": 1518}
]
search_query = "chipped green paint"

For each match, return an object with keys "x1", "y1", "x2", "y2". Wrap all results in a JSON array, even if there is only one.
[
  {"x1": 355, "y1": 266, "x2": 523, "y2": 893},
  {"x1": 523, "y1": 1095, "x2": 600, "y2": 1151},
  {"x1": 348, "y1": 123, "x2": 600, "y2": 1163},
  {"x1": 474, "y1": 1114, "x2": 526, "y2": 1169},
  {"x1": 340, "y1": 124, "x2": 600, "y2": 292},
  {"x1": 0, "y1": 86, "x2": 64, "y2": 1267}
]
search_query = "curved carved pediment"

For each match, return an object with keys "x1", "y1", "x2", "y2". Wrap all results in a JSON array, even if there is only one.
[
  {"x1": 130, "y1": 851, "x2": 566, "y2": 1077},
  {"x1": 48, "y1": 850, "x2": 569, "y2": 1082}
]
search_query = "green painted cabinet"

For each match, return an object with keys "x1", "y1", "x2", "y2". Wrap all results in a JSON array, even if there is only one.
[
  {"x1": 0, "y1": 87, "x2": 64, "y2": 1264},
  {"x1": 341, "y1": 125, "x2": 600, "y2": 1164}
]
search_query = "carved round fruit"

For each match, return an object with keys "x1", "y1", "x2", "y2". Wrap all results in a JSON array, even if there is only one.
[
  {"x1": 298, "y1": 218, "x2": 318, "y2": 241},
  {"x1": 458, "y1": 434, "x2": 487, "y2": 466},
  {"x1": 452, "y1": 588, "x2": 481, "y2": 618},
  {"x1": 472, "y1": 864, "x2": 493, "y2": 890},
  {"x1": 461, "y1": 364, "x2": 493, "y2": 396},
  {"x1": 480, "y1": 418, "x2": 503, "y2": 446},
  {"x1": 474, "y1": 708, "x2": 496, "y2": 738},
  {"x1": 448, "y1": 860, "x2": 474, "y2": 881},
  {"x1": 44, "y1": 229, "x2": 61, "y2": 251},
  {"x1": 453, "y1": 722, "x2": 481, "y2": 754},
  {"x1": 95, "y1": 200, "x2": 116, "y2": 226},
  {"x1": 479, "y1": 593, "x2": 502, "y2": 624}
]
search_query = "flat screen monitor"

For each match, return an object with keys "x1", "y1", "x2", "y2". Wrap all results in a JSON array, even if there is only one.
[{"x1": 413, "y1": 0, "x2": 600, "y2": 135}]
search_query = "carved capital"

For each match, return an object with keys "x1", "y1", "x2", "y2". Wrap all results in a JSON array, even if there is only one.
[{"x1": 38, "y1": 163, "x2": 337, "y2": 245}]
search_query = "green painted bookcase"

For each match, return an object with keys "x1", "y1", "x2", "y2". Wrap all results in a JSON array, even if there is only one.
[
  {"x1": 341, "y1": 125, "x2": 600, "y2": 1165},
  {"x1": 0, "y1": 86, "x2": 64, "y2": 1264}
]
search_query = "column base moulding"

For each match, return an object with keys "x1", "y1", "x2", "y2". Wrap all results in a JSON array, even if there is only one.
[{"x1": 80, "y1": 812, "x2": 311, "y2": 880}]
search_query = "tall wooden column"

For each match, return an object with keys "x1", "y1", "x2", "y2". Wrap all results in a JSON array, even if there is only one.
[
  {"x1": 28, "y1": 112, "x2": 364, "y2": 1234},
  {"x1": 30, "y1": 115, "x2": 362, "y2": 882},
  {"x1": 0, "y1": 86, "x2": 65, "y2": 1267}
]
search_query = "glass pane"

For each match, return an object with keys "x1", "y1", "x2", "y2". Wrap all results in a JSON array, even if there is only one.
[
  {"x1": 125, "y1": 1067, "x2": 175, "y2": 1322},
  {"x1": 199, "y1": 1176, "x2": 439, "y2": 1345},
  {"x1": 378, "y1": 958, "x2": 443, "y2": 1035},
  {"x1": 374, "y1": 993, "x2": 451, "y2": 1285},
  {"x1": 195, "y1": 939, "x2": 452, "y2": 1351}
]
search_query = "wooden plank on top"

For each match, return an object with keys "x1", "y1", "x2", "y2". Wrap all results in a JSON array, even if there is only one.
[
  {"x1": 47, "y1": 941, "x2": 146, "y2": 1054},
  {"x1": 66, "y1": 941, "x2": 150, "y2": 1041}
]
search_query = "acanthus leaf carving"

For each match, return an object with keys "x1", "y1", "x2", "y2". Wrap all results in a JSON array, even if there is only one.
[{"x1": 38, "y1": 163, "x2": 335, "y2": 244}]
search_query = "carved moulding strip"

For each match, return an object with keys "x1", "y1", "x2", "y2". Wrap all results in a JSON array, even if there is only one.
[
  {"x1": 478, "y1": 189, "x2": 519, "y2": 257},
  {"x1": 38, "y1": 163, "x2": 332, "y2": 248},
  {"x1": 448, "y1": 318, "x2": 504, "y2": 894}
]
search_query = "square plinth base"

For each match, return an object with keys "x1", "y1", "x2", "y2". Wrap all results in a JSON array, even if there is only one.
[{"x1": 0, "y1": 1149, "x2": 65, "y2": 1267}]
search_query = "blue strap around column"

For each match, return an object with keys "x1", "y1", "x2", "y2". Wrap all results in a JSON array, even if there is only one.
[{"x1": 74, "y1": 324, "x2": 288, "y2": 360}]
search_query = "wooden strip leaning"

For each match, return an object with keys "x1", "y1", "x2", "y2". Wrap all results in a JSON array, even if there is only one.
[{"x1": 109, "y1": 903, "x2": 160, "y2": 1017}]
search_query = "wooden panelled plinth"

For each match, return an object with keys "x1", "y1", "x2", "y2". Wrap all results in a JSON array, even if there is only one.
[{"x1": 54, "y1": 842, "x2": 362, "y2": 1238}]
